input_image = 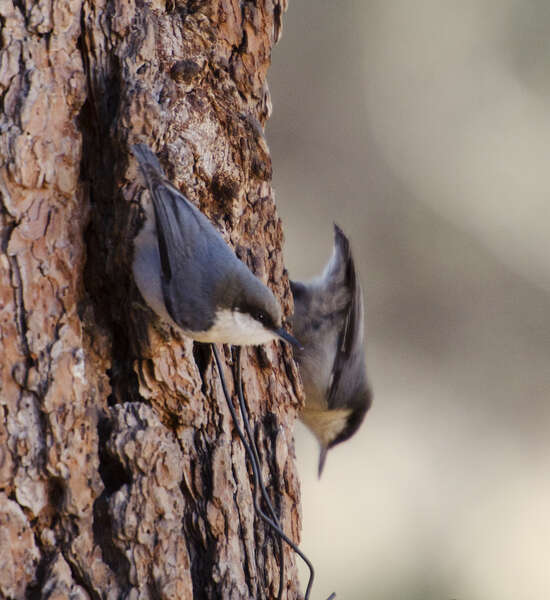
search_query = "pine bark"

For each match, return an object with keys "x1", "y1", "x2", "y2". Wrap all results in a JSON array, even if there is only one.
[{"x1": 0, "y1": 1, "x2": 304, "y2": 598}]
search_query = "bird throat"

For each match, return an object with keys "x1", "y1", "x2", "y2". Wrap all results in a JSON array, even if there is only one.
[
  {"x1": 196, "y1": 308, "x2": 278, "y2": 345},
  {"x1": 301, "y1": 407, "x2": 353, "y2": 448}
]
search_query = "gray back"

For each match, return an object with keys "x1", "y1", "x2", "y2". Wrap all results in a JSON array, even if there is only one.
[{"x1": 133, "y1": 145, "x2": 243, "y2": 332}]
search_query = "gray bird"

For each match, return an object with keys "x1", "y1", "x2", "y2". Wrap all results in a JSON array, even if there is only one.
[
  {"x1": 132, "y1": 143, "x2": 299, "y2": 347},
  {"x1": 290, "y1": 225, "x2": 372, "y2": 476}
]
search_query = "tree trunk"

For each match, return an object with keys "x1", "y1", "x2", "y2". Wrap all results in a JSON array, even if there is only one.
[{"x1": 0, "y1": 0, "x2": 305, "y2": 598}]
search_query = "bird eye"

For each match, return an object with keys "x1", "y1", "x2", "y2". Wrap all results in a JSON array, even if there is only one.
[{"x1": 255, "y1": 310, "x2": 266, "y2": 323}]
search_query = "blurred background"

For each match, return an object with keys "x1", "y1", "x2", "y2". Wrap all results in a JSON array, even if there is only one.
[{"x1": 267, "y1": 1, "x2": 550, "y2": 598}]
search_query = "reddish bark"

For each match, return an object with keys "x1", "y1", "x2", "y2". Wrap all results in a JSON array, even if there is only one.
[{"x1": 0, "y1": 0, "x2": 305, "y2": 598}]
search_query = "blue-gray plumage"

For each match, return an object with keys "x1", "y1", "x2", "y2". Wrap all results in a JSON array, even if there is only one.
[
  {"x1": 132, "y1": 143, "x2": 299, "y2": 347},
  {"x1": 290, "y1": 225, "x2": 372, "y2": 476}
]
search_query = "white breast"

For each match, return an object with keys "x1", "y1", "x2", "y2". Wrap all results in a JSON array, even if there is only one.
[{"x1": 192, "y1": 309, "x2": 279, "y2": 346}]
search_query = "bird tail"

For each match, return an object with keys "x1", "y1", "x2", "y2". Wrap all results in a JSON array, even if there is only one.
[
  {"x1": 329, "y1": 223, "x2": 365, "y2": 350},
  {"x1": 323, "y1": 223, "x2": 354, "y2": 289},
  {"x1": 132, "y1": 144, "x2": 166, "y2": 186}
]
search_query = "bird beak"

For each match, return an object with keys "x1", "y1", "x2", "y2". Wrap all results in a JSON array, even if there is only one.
[
  {"x1": 275, "y1": 327, "x2": 303, "y2": 349},
  {"x1": 318, "y1": 446, "x2": 328, "y2": 478}
]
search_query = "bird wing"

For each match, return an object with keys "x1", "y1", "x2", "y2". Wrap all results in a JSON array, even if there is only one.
[
  {"x1": 327, "y1": 225, "x2": 365, "y2": 407},
  {"x1": 152, "y1": 185, "x2": 214, "y2": 330},
  {"x1": 133, "y1": 145, "x2": 228, "y2": 332}
]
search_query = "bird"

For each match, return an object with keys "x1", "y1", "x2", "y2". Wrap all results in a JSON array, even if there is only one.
[
  {"x1": 131, "y1": 143, "x2": 299, "y2": 347},
  {"x1": 290, "y1": 225, "x2": 372, "y2": 476}
]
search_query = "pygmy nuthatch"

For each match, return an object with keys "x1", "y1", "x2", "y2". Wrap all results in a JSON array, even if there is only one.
[
  {"x1": 290, "y1": 225, "x2": 372, "y2": 476},
  {"x1": 131, "y1": 143, "x2": 299, "y2": 347}
]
